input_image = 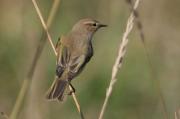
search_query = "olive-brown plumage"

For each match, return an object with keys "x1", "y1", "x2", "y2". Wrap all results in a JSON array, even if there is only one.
[{"x1": 46, "y1": 18, "x2": 107, "y2": 101}]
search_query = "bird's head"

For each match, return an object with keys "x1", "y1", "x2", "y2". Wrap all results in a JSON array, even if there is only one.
[{"x1": 71, "y1": 18, "x2": 107, "y2": 35}]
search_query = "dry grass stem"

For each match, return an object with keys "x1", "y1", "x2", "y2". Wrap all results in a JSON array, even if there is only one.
[
  {"x1": 98, "y1": 0, "x2": 140, "y2": 119},
  {"x1": 46, "y1": 0, "x2": 61, "y2": 28},
  {"x1": 10, "y1": 78, "x2": 30, "y2": 119},
  {"x1": 126, "y1": 0, "x2": 168, "y2": 118},
  {"x1": 32, "y1": 0, "x2": 85, "y2": 119},
  {"x1": 27, "y1": 0, "x2": 61, "y2": 79},
  {"x1": 175, "y1": 109, "x2": 180, "y2": 119},
  {"x1": 32, "y1": 0, "x2": 57, "y2": 55},
  {"x1": 9, "y1": 1, "x2": 60, "y2": 119},
  {"x1": 69, "y1": 85, "x2": 85, "y2": 119},
  {"x1": 126, "y1": 0, "x2": 145, "y2": 42},
  {"x1": 175, "y1": 112, "x2": 178, "y2": 119}
]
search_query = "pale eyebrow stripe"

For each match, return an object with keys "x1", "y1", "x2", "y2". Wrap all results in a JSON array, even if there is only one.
[{"x1": 83, "y1": 21, "x2": 95, "y2": 25}]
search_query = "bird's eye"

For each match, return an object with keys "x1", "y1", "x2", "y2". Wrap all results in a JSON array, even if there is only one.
[{"x1": 92, "y1": 23, "x2": 97, "y2": 26}]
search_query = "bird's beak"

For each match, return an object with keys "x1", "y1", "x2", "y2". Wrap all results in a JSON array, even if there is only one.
[{"x1": 99, "y1": 24, "x2": 108, "y2": 28}]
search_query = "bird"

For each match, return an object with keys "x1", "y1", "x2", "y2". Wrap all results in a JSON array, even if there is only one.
[{"x1": 46, "y1": 18, "x2": 107, "y2": 101}]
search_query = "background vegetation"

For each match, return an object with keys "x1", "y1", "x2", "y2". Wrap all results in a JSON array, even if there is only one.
[{"x1": 0, "y1": 0, "x2": 180, "y2": 119}]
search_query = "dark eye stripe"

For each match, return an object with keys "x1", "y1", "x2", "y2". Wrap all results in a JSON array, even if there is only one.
[{"x1": 92, "y1": 23, "x2": 97, "y2": 26}]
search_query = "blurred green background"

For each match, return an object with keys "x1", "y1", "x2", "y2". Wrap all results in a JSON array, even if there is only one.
[{"x1": 0, "y1": 0, "x2": 180, "y2": 119}]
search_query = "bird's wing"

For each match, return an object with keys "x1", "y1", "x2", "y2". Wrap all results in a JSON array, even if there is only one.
[
  {"x1": 68, "y1": 43, "x2": 93, "y2": 79},
  {"x1": 67, "y1": 55, "x2": 86, "y2": 79},
  {"x1": 55, "y1": 37, "x2": 61, "y2": 51},
  {"x1": 55, "y1": 37, "x2": 61, "y2": 64},
  {"x1": 56, "y1": 38, "x2": 93, "y2": 79},
  {"x1": 56, "y1": 36, "x2": 70, "y2": 64},
  {"x1": 55, "y1": 36, "x2": 70, "y2": 78},
  {"x1": 69, "y1": 55, "x2": 86, "y2": 73}
]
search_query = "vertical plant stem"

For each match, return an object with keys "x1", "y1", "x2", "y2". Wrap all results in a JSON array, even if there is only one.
[
  {"x1": 69, "y1": 85, "x2": 85, "y2": 119},
  {"x1": 98, "y1": 0, "x2": 140, "y2": 119},
  {"x1": 143, "y1": 44, "x2": 168, "y2": 119},
  {"x1": 126, "y1": 0, "x2": 168, "y2": 118},
  {"x1": 175, "y1": 109, "x2": 180, "y2": 119},
  {"x1": 32, "y1": 0, "x2": 57, "y2": 55},
  {"x1": 9, "y1": 1, "x2": 61, "y2": 119},
  {"x1": 10, "y1": 79, "x2": 30, "y2": 119},
  {"x1": 175, "y1": 112, "x2": 178, "y2": 119},
  {"x1": 28, "y1": 0, "x2": 61, "y2": 79},
  {"x1": 31, "y1": 0, "x2": 85, "y2": 118}
]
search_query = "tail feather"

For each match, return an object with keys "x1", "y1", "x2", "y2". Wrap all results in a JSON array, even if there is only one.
[{"x1": 46, "y1": 79, "x2": 68, "y2": 101}]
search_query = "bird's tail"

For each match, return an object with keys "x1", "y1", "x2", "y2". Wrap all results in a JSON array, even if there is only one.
[{"x1": 46, "y1": 78, "x2": 68, "y2": 101}]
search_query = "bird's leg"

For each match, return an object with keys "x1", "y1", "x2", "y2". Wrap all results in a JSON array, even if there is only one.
[{"x1": 67, "y1": 82, "x2": 76, "y2": 95}]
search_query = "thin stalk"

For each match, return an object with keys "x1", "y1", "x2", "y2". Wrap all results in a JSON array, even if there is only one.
[
  {"x1": 175, "y1": 110, "x2": 180, "y2": 119},
  {"x1": 9, "y1": 1, "x2": 61, "y2": 119},
  {"x1": 31, "y1": 0, "x2": 85, "y2": 118},
  {"x1": 126, "y1": 0, "x2": 168, "y2": 118},
  {"x1": 98, "y1": 0, "x2": 140, "y2": 119},
  {"x1": 69, "y1": 85, "x2": 85, "y2": 119}
]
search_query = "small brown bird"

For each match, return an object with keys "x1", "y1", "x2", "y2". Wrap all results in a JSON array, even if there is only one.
[{"x1": 46, "y1": 18, "x2": 107, "y2": 101}]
